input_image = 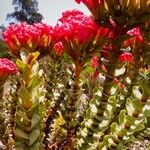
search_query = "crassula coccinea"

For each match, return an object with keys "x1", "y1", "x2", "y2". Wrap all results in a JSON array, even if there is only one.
[
  {"x1": 2, "y1": 22, "x2": 54, "y2": 56},
  {"x1": 54, "y1": 10, "x2": 112, "y2": 62},
  {"x1": 75, "y1": 0, "x2": 150, "y2": 26},
  {"x1": 0, "y1": 58, "x2": 17, "y2": 80}
]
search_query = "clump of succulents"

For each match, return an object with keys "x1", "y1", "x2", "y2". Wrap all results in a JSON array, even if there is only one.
[{"x1": 0, "y1": 1, "x2": 150, "y2": 149}]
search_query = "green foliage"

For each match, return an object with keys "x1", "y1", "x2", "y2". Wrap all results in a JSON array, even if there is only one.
[
  {"x1": 1, "y1": 2, "x2": 150, "y2": 149},
  {"x1": 0, "y1": 81, "x2": 8, "y2": 145},
  {"x1": 1, "y1": 46, "x2": 150, "y2": 150},
  {"x1": 15, "y1": 50, "x2": 46, "y2": 150}
]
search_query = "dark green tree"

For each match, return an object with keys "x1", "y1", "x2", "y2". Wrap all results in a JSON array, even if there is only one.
[{"x1": 6, "y1": 0, "x2": 43, "y2": 24}]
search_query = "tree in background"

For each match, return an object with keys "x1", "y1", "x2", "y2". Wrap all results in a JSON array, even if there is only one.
[
  {"x1": 0, "y1": 25, "x2": 5, "y2": 32},
  {"x1": 6, "y1": 0, "x2": 43, "y2": 24}
]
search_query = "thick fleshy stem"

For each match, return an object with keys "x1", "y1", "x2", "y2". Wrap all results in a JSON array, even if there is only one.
[
  {"x1": 98, "y1": 68, "x2": 150, "y2": 149},
  {"x1": 6, "y1": 77, "x2": 20, "y2": 150},
  {"x1": 120, "y1": 53, "x2": 142, "y2": 110},
  {"x1": 99, "y1": 57, "x2": 142, "y2": 143},
  {"x1": 98, "y1": 93, "x2": 150, "y2": 149},
  {"x1": 77, "y1": 83, "x2": 95, "y2": 127},
  {"x1": 77, "y1": 62, "x2": 117, "y2": 149},
  {"x1": 0, "y1": 81, "x2": 8, "y2": 146},
  {"x1": 43, "y1": 91, "x2": 65, "y2": 148},
  {"x1": 60, "y1": 64, "x2": 81, "y2": 149},
  {"x1": 40, "y1": 55, "x2": 65, "y2": 112},
  {"x1": 99, "y1": 71, "x2": 140, "y2": 143},
  {"x1": 15, "y1": 52, "x2": 46, "y2": 150},
  {"x1": 65, "y1": 76, "x2": 80, "y2": 124}
]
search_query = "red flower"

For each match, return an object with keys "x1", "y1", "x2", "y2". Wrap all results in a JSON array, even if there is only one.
[
  {"x1": 0, "y1": 58, "x2": 17, "y2": 80},
  {"x1": 75, "y1": 0, "x2": 107, "y2": 22},
  {"x1": 75, "y1": 0, "x2": 101, "y2": 10},
  {"x1": 91, "y1": 55, "x2": 99, "y2": 68},
  {"x1": 55, "y1": 10, "x2": 100, "y2": 44},
  {"x1": 54, "y1": 10, "x2": 111, "y2": 62},
  {"x1": 33, "y1": 23, "x2": 54, "y2": 50},
  {"x1": 118, "y1": 52, "x2": 134, "y2": 63},
  {"x1": 53, "y1": 42, "x2": 64, "y2": 55},
  {"x1": 124, "y1": 27, "x2": 144, "y2": 48},
  {"x1": 2, "y1": 22, "x2": 54, "y2": 56}
]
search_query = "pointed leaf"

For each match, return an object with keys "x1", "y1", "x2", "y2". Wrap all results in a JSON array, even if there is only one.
[
  {"x1": 132, "y1": 100, "x2": 143, "y2": 112},
  {"x1": 126, "y1": 116, "x2": 135, "y2": 125},
  {"x1": 139, "y1": 75, "x2": 150, "y2": 96},
  {"x1": 133, "y1": 124, "x2": 145, "y2": 132},
  {"x1": 20, "y1": 48, "x2": 29, "y2": 63},
  {"x1": 31, "y1": 114, "x2": 40, "y2": 129},
  {"x1": 119, "y1": 110, "x2": 126, "y2": 124},
  {"x1": 31, "y1": 142, "x2": 40, "y2": 150},
  {"x1": 28, "y1": 74, "x2": 43, "y2": 92},
  {"x1": 29, "y1": 129, "x2": 40, "y2": 146},
  {"x1": 18, "y1": 87, "x2": 32, "y2": 107},
  {"x1": 16, "y1": 129, "x2": 29, "y2": 139},
  {"x1": 126, "y1": 99, "x2": 134, "y2": 116},
  {"x1": 16, "y1": 59, "x2": 31, "y2": 82},
  {"x1": 16, "y1": 110, "x2": 31, "y2": 128},
  {"x1": 111, "y1": 122, "x2": 118, "y2": 134},
  {"x1": 16, "y1": 59, "x2": 28, "y2": 72},
  {"x1": 31, "y1": 51, "x2": 40, "y2": 61}
]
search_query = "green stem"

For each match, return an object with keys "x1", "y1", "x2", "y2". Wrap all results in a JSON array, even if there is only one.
[
  {"x1": 0, "y1": 81, "x2": 8, "y2": 146},
  {"x1": 99, "y1": 54, "x2": 142, "y2": 143},
  {"x1": 43, "y1": 92, "x2": 65, "y2": 148},
  {"x1": 9, "y1": 77, "x2": 20, "y2": 140},
  {"x1": 60, "y1": 64, "x2": 81, "y2": 149},
  {"x1": 15, "y1": 53, "x2": 45, "y2": 150},
  {"x1": 77, "y1": 63, "x2": 116, "y2": 149},
  {"x1": 99, "y1": 94, "x2": 149, "y2": 149},
  {"x1": 63, "y1": 64, "x2": 81, "y2": 126}
]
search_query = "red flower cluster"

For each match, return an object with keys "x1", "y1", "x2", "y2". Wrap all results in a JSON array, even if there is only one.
[
  {"x1": 75, "y1": 0, "x2": 110, "y2": 23},
  {"x1": 118, "y1": 52, "x2": 134, "y2": 63},
  {"x1": 54, "y1": 10, "x2": 100, "y2": 44},
  {"x1": 75, "y1": 0, "x2": 101, "y2": 10},
  {"x1": 3, "y1": 22, "x2": 54, "y2": 56},
  {"x1": 54, "y1": 10, "x2": 112, "y2": 61},
  {"x1": 124, "y1": 27, "x2": 144, "y2": 48},
  {"x1": 0, "y1": 58, "x2": 17, "y2": 80}
]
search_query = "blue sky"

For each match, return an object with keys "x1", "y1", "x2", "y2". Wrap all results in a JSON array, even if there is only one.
[{"x1": 0, "y1": 0, "x2": 90, "y2": 26}]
